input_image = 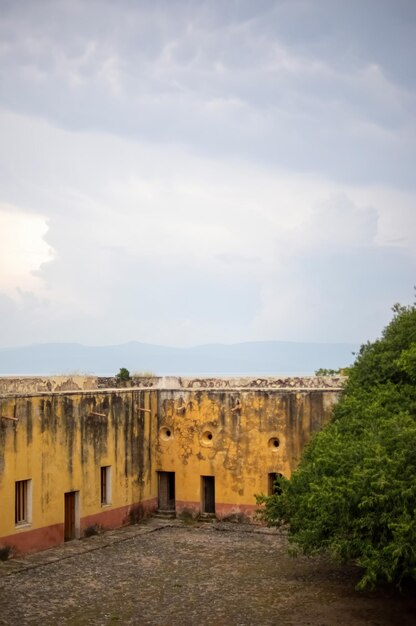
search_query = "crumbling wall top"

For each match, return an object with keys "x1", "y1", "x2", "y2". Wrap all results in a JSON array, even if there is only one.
[{"x1": 0, "y1": 375, "x2": 346, "y2": 397}]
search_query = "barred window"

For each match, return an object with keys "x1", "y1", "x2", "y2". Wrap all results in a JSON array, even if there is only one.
[{"x1": 15, "y1": 480, "x2": 31, "y2": 525}]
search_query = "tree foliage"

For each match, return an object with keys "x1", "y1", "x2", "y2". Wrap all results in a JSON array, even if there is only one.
[
  {"x1": 315, "y1": 367, "x2": 352, "y2": 376},
  {"x1": 314, "y1": 367, "x2": 340, "y2": 376},
  {"x1": 258, "y1": 302, "x2": 416, "y2": 589},
  {"x1": 115, "y1": 367, "x2": 131, "y2": 383}
]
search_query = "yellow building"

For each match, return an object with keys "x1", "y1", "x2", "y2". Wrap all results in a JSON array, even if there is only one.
[{"x1": 0, "y1": 375, "x2": 343, "y2": 554}]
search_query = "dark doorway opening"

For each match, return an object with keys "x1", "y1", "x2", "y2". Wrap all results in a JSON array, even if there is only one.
[
  {"x1": 201, "y1": 476, "x2": 215, "y2": 514},
  {"x1": 64, "y1": 491, "x2": 79, "y2": 541},
  {"x1": 158, "y1": 471, "x2": 176, "y2": 511},
  {"x1": 268, "y1": 473, "x2": 283, "y2": 496}
]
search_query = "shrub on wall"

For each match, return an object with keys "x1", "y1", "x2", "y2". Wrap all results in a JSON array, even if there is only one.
[{"x1": 115, "y1": 368, "x2": 131, "y2": 386}]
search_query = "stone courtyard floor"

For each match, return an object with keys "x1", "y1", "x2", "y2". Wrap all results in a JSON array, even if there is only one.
[{"x1": 0, "y1": 518, "x2": 415, "y2": 626}]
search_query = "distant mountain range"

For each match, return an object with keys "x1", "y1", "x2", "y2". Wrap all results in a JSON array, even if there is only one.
[{"x1": 0, "y1": 340, "x2": 359, "y2": 376}]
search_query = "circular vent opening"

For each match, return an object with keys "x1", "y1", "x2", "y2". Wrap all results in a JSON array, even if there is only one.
[
  {"x1": 268, "y1": 437, "x2": 280, "y2": 451},
  {"x1": 201, "y1": 431, "x2": 214, "y2": 446},
  {"x1": 160, "y1": 426, "x2": 173, "y2": 441}
]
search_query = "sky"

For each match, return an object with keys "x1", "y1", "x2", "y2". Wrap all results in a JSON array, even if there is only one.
[{"x1": 0, "y1": 0, "x2": 415, "y2": 348}]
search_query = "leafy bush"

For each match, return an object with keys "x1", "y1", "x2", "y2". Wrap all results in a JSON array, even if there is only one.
[
  {"x1": 315, "y1": 367, "x2": 351, "y2": 376},
  {"x1": 115, "y1": 367, "x2": 131, "y2": 383},
  {"x1": 258, "y1": 302, "x2": 416, "y2": 589}
]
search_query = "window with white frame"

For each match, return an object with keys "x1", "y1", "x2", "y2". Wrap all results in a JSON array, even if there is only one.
[
  {"x1": 100, "y1": 466, "x2": 112, "y2": 505},
  {"x1": 15, "y1": 479, "x2": 32, "y2": 525}
]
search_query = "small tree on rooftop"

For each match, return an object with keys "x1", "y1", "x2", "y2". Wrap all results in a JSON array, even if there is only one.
[{"x1": 115, "y1": 367, "x2": 131, "y2": 384}]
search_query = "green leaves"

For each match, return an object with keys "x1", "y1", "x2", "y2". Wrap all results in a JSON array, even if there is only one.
[
  {"x1": 115, "y1": 367, "x2": 131, "y2": 383},
  {"x1": 258, "y1": 302, "x2": 416, "y2": 589}
]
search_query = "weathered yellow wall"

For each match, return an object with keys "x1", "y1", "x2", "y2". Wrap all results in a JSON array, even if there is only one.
[
  {"x1": 0, "y1": 390, "x2": 157, "y2": 551},
  {"x1": 154, "y1": 387, "x2": 341, "y2": 517},
  {"x1": 0, "y1": 376, "x2": 344, "y2": 552}
]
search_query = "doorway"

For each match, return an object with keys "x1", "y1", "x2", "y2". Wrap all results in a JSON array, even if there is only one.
[
  {"x1": 268, "y1": 473, "x2": 283, "y2": 496},
  {"x1": 201, "y1": 476, "x2": 215, "y2": 514},
  {"x1": 158, "y1": 472, "x2": 175, "y2": 511},
  {"x1": 64, "y1": 491, "x2": 79, "y2": 541}
]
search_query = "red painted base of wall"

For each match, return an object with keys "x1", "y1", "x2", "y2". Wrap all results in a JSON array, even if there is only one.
[
  {"x1": 0, "y1": 523, "x2": 64, "y2": 554},
  {"x1": 175, "y1": 500, "x2": 200, "y2": 515},
  {"x1": 81, "y1": 498, "x2": 158, "y2": 532},
  {"x1": 175, "y1": 500, "x2": 258, "y2": 520},
  {"x1": 1, "y1": 498, "x2": 261, "y2": 555},
  {"x1": 215, "y1": 502, "x2": 258, "y2": 519},
  {"x1": 0, "y1": 498, "x2": 158, "y2": 556}
]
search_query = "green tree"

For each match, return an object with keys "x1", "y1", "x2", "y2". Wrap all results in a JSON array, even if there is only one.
[
  {"x1": 115, "y1": 367, "x2": 131, "y2": 384},
  {"x1": 258, "y1": 302, "x2": 416, "y2": 589}
]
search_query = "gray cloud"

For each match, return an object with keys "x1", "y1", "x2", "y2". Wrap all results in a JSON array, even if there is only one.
[
  {"x1": 0, "y1": 0, "x2": 415, "y2": 349},
  {"x1": 0, "y1": 1, "x2": 415, "y2": 188}
]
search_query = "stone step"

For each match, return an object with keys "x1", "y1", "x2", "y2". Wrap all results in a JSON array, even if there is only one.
[
  {"x1": 198, "y1": 512, "x2": 217, "y2": 522},
  {"x1": 153, "y1": 509, "x2": 177, "y2": 519}
]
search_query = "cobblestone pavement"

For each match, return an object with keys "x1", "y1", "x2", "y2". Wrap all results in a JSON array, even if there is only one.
[{"x1": 0, "y1": 519, "x2": 415, "y2": 626}]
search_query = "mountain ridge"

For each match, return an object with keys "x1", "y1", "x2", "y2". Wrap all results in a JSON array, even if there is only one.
[{"x1": 0, "y1": 340, "x2": 358, "y2": 376}]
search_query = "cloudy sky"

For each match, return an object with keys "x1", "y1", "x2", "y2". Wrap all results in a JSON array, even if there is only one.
[{"x1": 0, "y1": 0, "x2": 415, "y2": 348}]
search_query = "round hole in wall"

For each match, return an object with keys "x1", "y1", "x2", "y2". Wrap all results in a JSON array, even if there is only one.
[
  {"x1": 268, "y1": 437, "x2": 280, "y2": 451},
  {"x1": 201, "y1": 430, "x2": 214, "y2": 446},
  {"x1": 160, "y1": 426, "x2": 173, "y2": 441}
]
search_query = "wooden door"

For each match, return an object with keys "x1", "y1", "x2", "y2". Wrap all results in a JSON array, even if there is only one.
[
  {"x1": 158, "y1": 472, "x2": 175, "y2": 510},
  {"x1": 202, "y1": 476, "x2": 215, "y2": 514},
  {"x1": 64, "y1": 492, "x2": 77, "y2": 541}
]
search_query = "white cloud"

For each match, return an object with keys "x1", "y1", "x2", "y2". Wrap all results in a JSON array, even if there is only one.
[
  {"x1": 0, "y1": 108, "x2": 414, "y2": 347},
  {"x1": 0, "y1": 205, "x2": 53, "y2": 296},
  {"x1": 0, "y1": 1, "x2": 415, "y2": 348}
]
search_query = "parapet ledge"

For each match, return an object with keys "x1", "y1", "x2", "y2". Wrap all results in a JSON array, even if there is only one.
[
  {"x1": 177, "y1": 376, "x2": 346, "y2": 390},
  {"x1": 0, "y1": 376, "x2": 99, "y2": 396},
  {"x1": 0, "y1": 375, "x2": 346, "y2": 397}
]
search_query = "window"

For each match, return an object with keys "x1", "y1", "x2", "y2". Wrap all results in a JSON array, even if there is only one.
[
  {"x1": 100, "y1": 466, "x2": 112, "y2": 505},
  {"x1": 15, "y1": 480, "x2": 32, "y2": 525}
]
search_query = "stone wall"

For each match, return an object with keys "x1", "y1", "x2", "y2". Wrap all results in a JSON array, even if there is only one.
[
  {"x1": 0, "y1": 388, "x2": 157, "y2": 553},
  {"x1": 153, "y1": 385, "x2": 341, "y2": 518},
  {"x1": 0, "y1": 376, "x2": 345, "y2": 554}
]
